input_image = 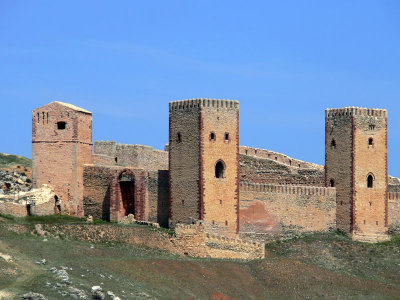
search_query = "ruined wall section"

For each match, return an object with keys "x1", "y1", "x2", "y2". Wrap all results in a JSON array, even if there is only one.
[
  {"x1": 32, "y1": 102, "x2": 92, "y2": 217},
  {"x1": 94, "y1": 141, "x2": 168, "y2": 170},
  {"x1": 239, "y1": 154, "x2": 324, "y2": 186},
  {"x1": 169, "y1": 101, "x2": 201, "y2": 226},
  {"x1": 239, "y1": 182, "x2": 336, "y2": 240},
  {"x1": 325, "y1": 109, "x2": 354, "y2": 233}
]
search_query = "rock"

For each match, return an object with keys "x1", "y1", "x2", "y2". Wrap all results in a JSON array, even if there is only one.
[
  {"x1": 86, "y1": 215, "x2": 93, "y2": 223},
  {"x1": 20, "y1": 292, "x2": 47, "y2": 300},
  {"x1": 91, "y1": 286, "x2": 105, "y2": 300},
  {"x1": 56, "y1": 269, "x2": 70, "y2": 281},
  {"x1": 0, "y1": 189, "x2": 4, "y2": 195}
]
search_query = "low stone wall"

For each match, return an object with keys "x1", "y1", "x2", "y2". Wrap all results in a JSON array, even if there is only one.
[
  {"x1": 174, "y1": 224, "x2": 265, "y2": 259},
  {"x1": 34, "y1": 223, "x2": 264, "y2": 259},
  {"x1": 239, "y1": 182, "x2": 336, "y2": 241}
]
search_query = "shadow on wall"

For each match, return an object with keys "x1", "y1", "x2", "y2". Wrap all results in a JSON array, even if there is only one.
[
  {"x1": 157, "y1": 170, "x2": 169, "y2": 228},
  {"x1": 102, "y1": 186, "x2": 111, "y2": 221}
]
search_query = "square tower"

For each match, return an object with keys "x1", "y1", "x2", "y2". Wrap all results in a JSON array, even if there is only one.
[
  {"x1": 169, "y1": 99, "x2": 239, "y2": 234},
  {"x1": 32, "y1": 101, "x2": 93, "y2": 216},
  {"x1": 325, "y1": 107, "x2": 389, "y2": 242}
]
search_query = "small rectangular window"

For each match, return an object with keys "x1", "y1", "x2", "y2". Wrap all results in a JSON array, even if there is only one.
[{"x1": 57, "y1": 122, "x2": 66, "y2": 130}]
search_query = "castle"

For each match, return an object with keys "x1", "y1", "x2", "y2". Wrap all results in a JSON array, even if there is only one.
[{"x1": 31, "y1": 100, "x2": 400, "y2": 243}]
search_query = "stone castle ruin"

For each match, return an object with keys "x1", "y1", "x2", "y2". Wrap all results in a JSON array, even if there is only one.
[{"x1": 28, "y1": 100, "x2": 400, "y2": 244}]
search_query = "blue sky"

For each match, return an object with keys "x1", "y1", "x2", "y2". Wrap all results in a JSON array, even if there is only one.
[{"x1": 1, "y1": 1, "x2": 400, "y2": 176}]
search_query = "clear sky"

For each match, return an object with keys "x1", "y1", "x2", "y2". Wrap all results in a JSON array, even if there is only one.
[{"x1": 1, "y1": 1, "x2": 400, "y2": 176}]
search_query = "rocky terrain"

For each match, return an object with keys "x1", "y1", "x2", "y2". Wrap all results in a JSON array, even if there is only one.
[{"x1": 0, "y1": 153, "x2": 32, "y2": 196}]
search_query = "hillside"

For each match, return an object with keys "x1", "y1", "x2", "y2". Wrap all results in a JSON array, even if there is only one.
[{"x1": 0, "y1": 216, "x2": 399, "y2": 299}]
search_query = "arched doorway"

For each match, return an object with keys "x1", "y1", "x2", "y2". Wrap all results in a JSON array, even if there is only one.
[{"x1": 119, "y1": 171, "x2": 135, "y2": 216}]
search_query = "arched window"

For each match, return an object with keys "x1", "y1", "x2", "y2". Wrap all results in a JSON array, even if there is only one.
[
  {"x1": 215, "y1": 160, "x2": 226, "y2": 178},
  {"x1": 331, "y1": 139, "x2": 336, "y2": 149},
  {"x1": 177, "y1": 132, "x2": 182, "y2": 143},
  {"x1": 330, "y1": 179, "x2": 335, "y2": 187},
  {"x1": 224, "y1": 133, "x2": 230, "y2": 142},
  {"x1": 210, "y1": 132, "x2": 216, "y2": 141},
  {"x1": 367, "y1": 174, "x2": 374, "y2": 188},
  {"x1": 368, "y1": 138, "x2": 374, "y2": 147}
]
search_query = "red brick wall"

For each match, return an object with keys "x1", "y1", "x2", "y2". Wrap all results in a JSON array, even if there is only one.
[
  {"x1": 32, "y1": 102, "x2": 92, "y2": 217},
  {"x1": 83, "y1": 165, "x2": 149, "y2": 222}
]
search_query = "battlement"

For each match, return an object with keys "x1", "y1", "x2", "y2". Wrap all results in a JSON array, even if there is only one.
[
  {"x1": 389, "y1": 192, "x2": 400, "y2": 201},
  {"x1": 326, "y1": 107, "x2": 387, "y2": 118},
  {"x1": 239, "y1": 182, "x2": 336, "y2": 196},
  {"x1": 169, "y1": 99, "x2": 239, "y2": 111}
]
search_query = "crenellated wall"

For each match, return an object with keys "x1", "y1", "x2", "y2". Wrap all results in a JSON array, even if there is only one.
[
  {"x1": 239, "y1": 182, "x2": 336, "y2": 240},
  {"x1": 239, "y1": 146, "x2": 323, "y2": 170}
]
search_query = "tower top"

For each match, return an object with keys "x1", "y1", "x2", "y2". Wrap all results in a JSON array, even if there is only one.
[
  {"x1": 169, "y1": 99, "x2": 239, "y2": 111},
  {"x1": 325, "y1": 107, "x2": 387, "y2": 118}
]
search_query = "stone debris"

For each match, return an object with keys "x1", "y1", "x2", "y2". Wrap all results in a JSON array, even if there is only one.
[
  {"x1": 20, "y1": 292, "x2": 47, "y2": 300},
  {"x1": 120, "y1": 213, "x2": 135, "y2": 224}
]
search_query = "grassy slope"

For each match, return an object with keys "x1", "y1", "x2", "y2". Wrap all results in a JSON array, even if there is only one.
[
  {"x1": 0, "y1": 216, "x2": 399, "y2": 299},
  {"x1": 0, "y1": 153, "x2": 31, "y2": 169}
]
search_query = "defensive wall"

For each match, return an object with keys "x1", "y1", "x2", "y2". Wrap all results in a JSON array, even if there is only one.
[
  {"x1": 94, "y1": 141, "x2": 168, "y2": 171},
  {"x1": 239, "y1": 154, "x2": 325, "y2": 186},
  {"x1": 239, "y1": 182, "x2": 336, "y2": 241}
]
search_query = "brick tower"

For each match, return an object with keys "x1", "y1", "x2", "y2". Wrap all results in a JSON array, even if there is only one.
[
  {"x1": 32, "y1": 101, "x2": 93, "y2": 216},
  {"x1": 169, "y1": 99, "x2": 239, "y2": 235},
  {"x1": 325, "y1": 107, "x2": 389, "y2": 242}
]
